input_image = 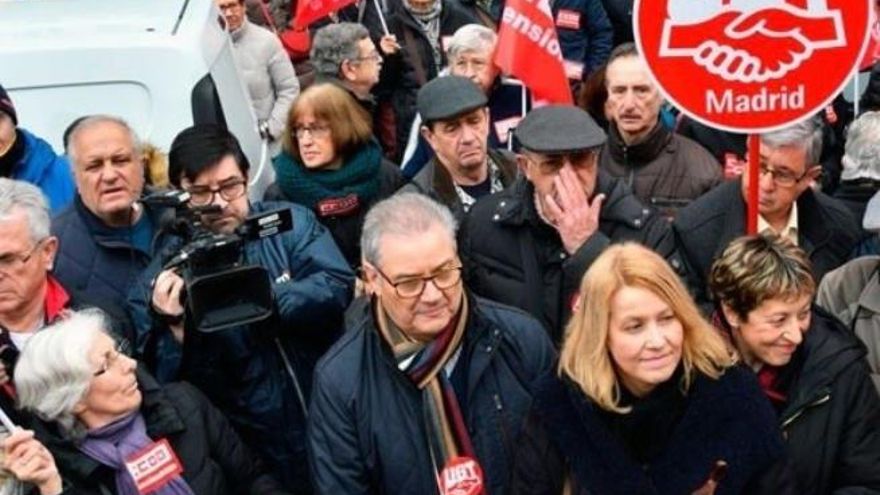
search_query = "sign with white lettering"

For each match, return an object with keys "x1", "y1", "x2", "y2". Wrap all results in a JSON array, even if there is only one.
[{"x1": 635, "y1": 0, "x2": 871, "y2": 132}]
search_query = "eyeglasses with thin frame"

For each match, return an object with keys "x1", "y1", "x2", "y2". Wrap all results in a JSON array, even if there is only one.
[
  {"x1": 352, "y1": 53, "x2": 382, "y2": 64},
  {"x1": 371, "y1": 264, "x2": 463, "y2": 299},
  {"x1": 0, "y1": 239, "x2": 45, "y2": 273},
  {"x1": 186, "y1": 180, "x2": 247, "y2": 206},
  {"x1": 294, "y1": 124, "x2": 332, "y2": 140},
  {"x1": 758, "y1": 163, "x2": 811, "y2": 187},
  {"x1": 93, "y1": 340, "x2": 131, "y2": 377}
]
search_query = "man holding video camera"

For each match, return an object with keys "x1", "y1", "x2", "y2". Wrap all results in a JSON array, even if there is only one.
[{"x1": 127, "y1": 125, "x2": 354, "y2": 493}]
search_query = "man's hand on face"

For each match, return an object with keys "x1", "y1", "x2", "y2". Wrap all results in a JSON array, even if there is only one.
[{"x1": 544, "y1": 165, "x2": 604, "y2": 255}]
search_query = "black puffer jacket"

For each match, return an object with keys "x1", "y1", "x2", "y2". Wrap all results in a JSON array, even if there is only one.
[
  {"x1": 459, "y1": 172, "x2": 684, "y2": 343},
  {"x1": 307, "y1": 295, "x2": 556, "y2": 495},
  {"x1": 774, "y1": 308, "x2": 880, "y2": 494},
  {"x1": 27, "y1": 372, "x2": 289, "y2": 495},
  {"x1": 673, "y1": 179, "x2": 861, "y2": 310}
]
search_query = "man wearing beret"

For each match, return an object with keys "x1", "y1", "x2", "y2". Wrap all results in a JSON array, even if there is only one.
[
  {"x1": 459, "y1": 105, "x2": 685, "y2": 343},
  {"x1": 0, "y1": 83, "x2": 74, "y2": 214},
  {"x1": 403, "y1": 76, "x2": 518, "y2": 219}
]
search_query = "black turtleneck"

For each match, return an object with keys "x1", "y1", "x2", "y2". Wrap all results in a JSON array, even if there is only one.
[
  {"x1": 0, "y1": 129, "x2": 25, "y2": 178},
  {"x1": 597, "y1": 366, "x2": 688, "y2": 464}
]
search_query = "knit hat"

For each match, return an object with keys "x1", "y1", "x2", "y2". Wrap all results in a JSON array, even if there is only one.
[{"x1": 0, "y1": 84, "x2": 16, "y2": 125}]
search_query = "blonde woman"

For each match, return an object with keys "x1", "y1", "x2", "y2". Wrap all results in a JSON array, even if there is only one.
[{"x1": 511, "y1": 243, "x2": 788, "y2": 495}]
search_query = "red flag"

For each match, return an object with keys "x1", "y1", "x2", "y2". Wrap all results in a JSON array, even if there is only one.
[
  {"x1": 859, "y1": 19, "x2": 880, "y2": 71},
  {"x1": 294, "y1": 0, "x2": 357, "y2": 28},
  {"x1": 494, "y1": 0, "x2": 573, "y2": 105}
]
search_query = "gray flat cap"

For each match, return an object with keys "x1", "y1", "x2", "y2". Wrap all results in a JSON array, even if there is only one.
[
  {"x1": 515, "y1": 105, "x2": 606, "y2": 153},
  {"x1": 864, "y1": 190, "x2": 880, "y2": 232},
  {"x1": 417, "y1": 76, "x2": 488, "y2": 123}
]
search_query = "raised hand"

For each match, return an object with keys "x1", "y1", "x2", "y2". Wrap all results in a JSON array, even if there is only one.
[{"x1": 543, "y1": 165, "x2": 604, "y2": 255}]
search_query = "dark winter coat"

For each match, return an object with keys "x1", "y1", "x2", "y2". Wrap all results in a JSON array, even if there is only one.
[
  {"x1": 673, "y1": 179, "x2": 861, "y2": 310},
  {"x1": 127, "y1": 201, "x2": 354, "y2": 492},
  {"x1": 404, "y1": 148, "x2": 518, "y2": 220},
  {"x1": 599, "y1": 0, "x2": 633, "y2": 47},
  {"x1": 510, "y1": 366, "x2": 789, "y2": 495},
  {"x1": 307, "y1": 295, "x2": 556, "y2": 495},
  {"x1": 599, "y1": 122, "x2": 723, "y2": 219},
  {"x1": 27, "y1": 372, "x2": 289, "y2": 495},
  {"x1": 459, "y1": 172, "x2": 685, "y2": 343},
  {"x1": 263, "y1": 158, "x2": 407, "y2": 268},
  {"x1": 551, "y1": 0, "x2": 614, "y2": 80},
  {"x1": 772, "y1": 308, "x2": 880, "y2": 494},
  {"x1": 52, "y1": 196, "x2": 165, "y2": 310}
]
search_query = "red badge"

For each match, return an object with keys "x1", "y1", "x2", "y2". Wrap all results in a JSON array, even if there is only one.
[
  {"x1": 438, "y1": 456, "x2": 484, "y2": 495},
  {"x1": 124, "y1": 439, "x2": 184, "y2": 494},
  {"x1": 635, "y1": 0, "x2": 871, "y2": 133},
  {"x1": 556, "y1": 9, "x2": 581, "y2": 30},
  {"x1": 316, "y1": 194, "x2": 360, "y2": 217}
]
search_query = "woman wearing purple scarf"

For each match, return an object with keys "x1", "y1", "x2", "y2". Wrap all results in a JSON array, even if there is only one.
[{"x1": 12, "y1": 310, "x2": 291, "y2": 495}]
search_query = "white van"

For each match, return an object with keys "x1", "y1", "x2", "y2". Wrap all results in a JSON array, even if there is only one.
[{"x1": 0, "y1": 0, "x2": 273, "y2": 198}]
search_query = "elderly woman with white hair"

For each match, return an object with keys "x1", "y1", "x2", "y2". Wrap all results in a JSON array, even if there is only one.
[{"x1": 13, "y1": 310, "x2": 290, "y2": 495}]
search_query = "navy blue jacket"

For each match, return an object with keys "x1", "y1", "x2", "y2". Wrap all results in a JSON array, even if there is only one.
[
  {"x1": 307, "y1": 295, "x2": 556, "y2": 495},
  {"x1": 52, "y1": 196, "x2": 163, "y2": 309},
  {"x1": 127, "y1": 200, "x2": 354, "y2": 492},
  {"x1": 552, "y1": 0, "x2": 614, "y2": 80},
  {"x1": 511, "y1": 366, "x2": 789, "y2": 494},
  {"x1": 10, "y1": 128, "x2": 75, "y2": 214}
]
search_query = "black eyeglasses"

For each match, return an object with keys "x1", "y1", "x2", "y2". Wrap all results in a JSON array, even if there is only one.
[
  {"x1": 371, "y1": 265, "x2": 462, "y2": 299},
  {"x1": 758, "y1": 163, "x2": 811, "y2": 187},
  {"x1": 186, "y1": 180, "x2": 247, "y2": 206},
  {"x1": 525, "y1": 150, "x2": 597, "y2": 174}
]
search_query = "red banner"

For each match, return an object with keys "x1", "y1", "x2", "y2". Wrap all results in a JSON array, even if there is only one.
[
  {"x1": 494, "y1": 0, "x2": 573, "y2": 105},
  {"x1": 294, "y1": 0, "x2": 356, "y2": 28}
]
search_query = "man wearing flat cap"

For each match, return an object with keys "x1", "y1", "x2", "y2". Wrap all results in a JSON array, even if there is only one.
[
  {"x1": 459, "y1": 105, "x2": 684, "y2": 343},
  {"x1": 403, "y1": 76, "x2": 518, "y2": 219}
]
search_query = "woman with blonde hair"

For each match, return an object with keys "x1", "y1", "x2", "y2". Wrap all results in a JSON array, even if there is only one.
[
  {"x1": 265, "y1": 82, "x2": 406, "y2": 268},
  {"x1": 511, "y1": 243, "x2": 788, "y2": 495}
]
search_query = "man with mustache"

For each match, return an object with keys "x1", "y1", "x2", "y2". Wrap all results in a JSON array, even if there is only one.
[
  {"x1": 404, "y1": 76, "x2": 517, "y2": 219},
  {"x1": 127, "y1": 125, "x2": 354, "y2": 493},
  {"x1": 598, "y1": 43, "x2": 721, "y2": 219},
  {"x1": 459, "y1": 105, "x2": 683, "y2": 343},
  {"x1": 675, "y1": 116, "x2": 860, "y2": 312}
]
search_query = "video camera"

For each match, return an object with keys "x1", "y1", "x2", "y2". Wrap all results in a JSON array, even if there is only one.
[{"x1": 145, "y1": 190, "x2": 293, "y2": 333}]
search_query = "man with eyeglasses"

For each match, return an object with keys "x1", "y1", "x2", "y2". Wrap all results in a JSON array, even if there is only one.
[
  {"x1": 127, "y1": 125, "x2": 353, "y2": 493},
  {"x1": 308, "y1": 192, "x2": 554, "y2": 495},
  {"x1": 459, "y1": 105, "x2": 682, "y2": 343},
  {"x1": 311, "y1": 23, "x2": 387, "y2": 112},
  {"x1": 675, "y1": 116, "x2": 861, "y2": 311},
  {"x1": 215, "y1": 0, "x2": 299, "y2": 156},
  {"x1": 598, "y1": 43, "x2": 721, "y2": 219},
  {"x1": 403, "y1": 75, "x2": 517, "y2": 218},
  {"x1": 0, "y1": 179, "x2": 132, "y2": 409}
]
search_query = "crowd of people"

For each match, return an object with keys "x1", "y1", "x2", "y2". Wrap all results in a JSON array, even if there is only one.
[{"x1": 0, "y1": 0, "x2": 879, "y2": 493}]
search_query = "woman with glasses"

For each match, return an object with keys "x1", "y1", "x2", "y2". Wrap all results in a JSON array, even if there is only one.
[
  {"x1": 511, "y1": 243, "x2": 789, "y2": 495},
  {"x1": 12, "y1": 309, "x2": 290, "y2": 494},
  {"x1": 265, "y1": 83, "x2": 406, "y2": 268},
  {"x1": 708, "y1": 234, "x2": 880, "y2": 494}
]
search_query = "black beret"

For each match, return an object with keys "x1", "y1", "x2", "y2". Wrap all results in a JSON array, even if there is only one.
[
  {"x1": 417, "y1": 76, "x2": 488, "y2": 123},
  {"x1": 515, "y1": 105, "x2": 606, "y2": 153}
]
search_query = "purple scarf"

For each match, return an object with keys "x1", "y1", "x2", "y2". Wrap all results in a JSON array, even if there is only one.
[{"x1": 78, "y1": 413, "x2": 194, "y2": 495}]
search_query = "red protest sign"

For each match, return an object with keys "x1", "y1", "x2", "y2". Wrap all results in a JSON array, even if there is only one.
[
  {"x1": 635, "y1": 0, "x2": 872, "y2": 133},
  {"x1": 495, "y1": 0, "x2": 573, "y2": 105}
]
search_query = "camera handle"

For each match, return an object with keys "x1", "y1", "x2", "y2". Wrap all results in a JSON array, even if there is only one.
[{"x1": 274, "y1": 338, "x2": 309, "y2": 421}]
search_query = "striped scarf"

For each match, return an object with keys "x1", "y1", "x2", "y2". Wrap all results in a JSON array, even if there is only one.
[{"x1": 374, "y1": 296, "x2": 484, "y2": 494}]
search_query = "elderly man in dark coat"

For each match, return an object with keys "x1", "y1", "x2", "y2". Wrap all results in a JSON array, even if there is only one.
[{"x1": 459, "y1": 106, "x2": 684, "y2": 343}]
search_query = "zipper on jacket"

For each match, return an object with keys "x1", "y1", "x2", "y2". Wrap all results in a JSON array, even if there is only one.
[{"x1": 781, "y1": 393, "x2": 831, "y2": 429}]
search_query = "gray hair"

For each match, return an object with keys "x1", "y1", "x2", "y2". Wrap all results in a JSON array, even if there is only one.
[
  {"x1": 841, "y1": 111, "x2": 880, "y2": 181},
  {"x1": 361, "y1": 192, "x2": 458, "y2": 266},
  {"x1": 446, "y1": 24, "x2": 496, "y2": 60},
  {"x1": 0, "y1": 178, "x2": 50, "y2": 242},
  {"x1": 65, "y1": 115, "x2": 142, "y2": 167},
  {"x1": 310, "y1": 23, "x2": 371, "y2": 78},
  {"x1": 15, "y1": 309, "x2": 109, "y2": 440},
  {"x1": 760, "y1": 116, "x2": 823, "y2": 166}
]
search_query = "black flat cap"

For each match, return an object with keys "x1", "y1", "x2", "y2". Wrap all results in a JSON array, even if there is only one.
[
  {"x1": 515, "y1": 105, "x2": 606, "y2": 153},
  {"x1": 417, "y1": 76, "x2": 488, "y2": 123}
]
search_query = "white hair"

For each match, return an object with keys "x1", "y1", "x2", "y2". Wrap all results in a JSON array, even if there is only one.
[
  {"x1": 361, "y1": 192, "x2": 457, "y2": 266},
  {"x1": 760, "y1": 116, "x2": 823, "y2": 166},
  {"x1": 0, "y1": 178, "x2": 50, "y2": 242},
  {"x1": 841, "y1": 111, "x2": 880, "y2": 182},
  {"x1": 446, "y1": 24, "x2": 496, "y2": 60},
  {"x1": 15, "y1": 309, "x2": 107, "y2": 439},
  {"x1": 65, "y1": 114, "x2": 142, "y2": 167}
]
